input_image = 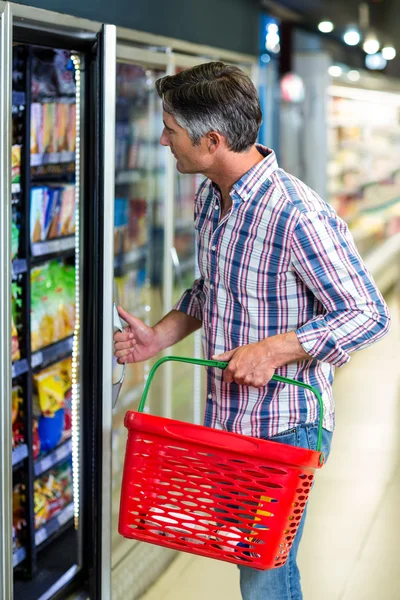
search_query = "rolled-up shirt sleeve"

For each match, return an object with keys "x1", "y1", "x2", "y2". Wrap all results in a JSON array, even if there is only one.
[
  {"x1": 292, "y1": 211, "x2": 391, "y2": 367},
  {"x1": 173, "y1": 277, "x2": 206, "y2": 323}
]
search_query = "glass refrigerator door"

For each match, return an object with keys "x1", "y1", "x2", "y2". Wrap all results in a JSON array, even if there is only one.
[
  {"x1": 111, "y1": 48, "x2": 170, "y2": 584},
  {"x1": 168, "y1": 56, "x2": 206, "y2": 425},
  {"x1": 0, "y1": 8, "x2": 118, "y2": 600}
]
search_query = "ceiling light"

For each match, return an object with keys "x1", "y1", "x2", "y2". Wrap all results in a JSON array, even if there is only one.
[
  {"x1": 348, "y1": 70, "x2": 360, "y2": 82},
  {"x1": 343, "y1": 28, "x2": 361, "y2": 46},
  {"x1": 365, "y1": 53, "x2": 387, "y2": 70},
  {"x1": 328, "y1": 65, "x2": 343, "y2": 78},
  {"x1": 363, "y1": 34, "x2": 380, "y2": 55},
  {"x1": 382, "y1": 46, "x2": 396, "y2": 60},
  {"x1": 318, "y1": 21, "x2": 334, "y2": 33}
]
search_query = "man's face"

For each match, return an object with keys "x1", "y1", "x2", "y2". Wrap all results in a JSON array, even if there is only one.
[{"x1": 160, "y1": 110, "x2": 209, "y2": 174}]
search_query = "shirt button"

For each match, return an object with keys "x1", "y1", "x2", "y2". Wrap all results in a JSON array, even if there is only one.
[
  {"x1": 208, "y1": 394, "x2": 212, "y2": 399},
  {"x1": 212, "y1": 245, "x2": 216, "y2": 251},
  {"x1": 214, "y1": 205, "x2": 219, "y2": 210},
  {"x1": 210, "y1": 284, "x2": 214, "y2": 289}
]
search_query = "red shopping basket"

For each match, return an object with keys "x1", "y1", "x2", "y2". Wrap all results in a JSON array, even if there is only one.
[{"x1": 118, "y1": 357, "x2": 325, "y2": 571}]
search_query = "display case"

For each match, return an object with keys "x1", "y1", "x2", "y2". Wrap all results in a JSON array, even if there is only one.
[{"x1": 327, "y1": 84, "x2": 400, "y2": 258}]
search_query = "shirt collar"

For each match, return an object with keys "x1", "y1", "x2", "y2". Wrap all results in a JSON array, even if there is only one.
[{"x1": 211, "y1": 144, "x2": 279, "y2": 203}]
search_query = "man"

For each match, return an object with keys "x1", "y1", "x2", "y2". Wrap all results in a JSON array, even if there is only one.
[{"x1": 114, "y1": 62, "x2": 390, "y2": 600}]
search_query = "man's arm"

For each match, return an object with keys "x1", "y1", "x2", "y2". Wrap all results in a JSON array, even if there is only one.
[
  {"x1": 215, "y1": 211, "x2": 390, "y2": 386},
  {"x1": 154, "y1": 309, "x2": 202, "y2": 351},
  {"x1": 114, "y1": 278, "x2": 205, "y2": 364}
]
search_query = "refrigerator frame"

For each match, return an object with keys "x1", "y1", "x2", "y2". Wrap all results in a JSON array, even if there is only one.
[{"x1": 0, "y1": 4, "x2": 118, "y2": 599}]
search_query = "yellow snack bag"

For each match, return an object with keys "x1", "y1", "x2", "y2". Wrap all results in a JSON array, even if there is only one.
[{"x1": 34, "y1": 367, "x2": 64, "y2": 416}]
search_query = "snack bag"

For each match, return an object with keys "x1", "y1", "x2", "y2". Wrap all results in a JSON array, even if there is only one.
[
  {"x1": 12, "y1": 145, "x2": 21, "y2": 183},
  {"x1": 45, "y1": 187, "x2": 62, "y2": 240},
  {"x1": 30, "y1": 187, "x2": 46, "y2": 244},
  {"x1": 56, "y1": 103, "x2": 69, "y2": 153},
  {"x1": 30, "y1": 103, "x2": 43, "y2": 157},
  {"x1": 59, "y1": 185, "x2": 75, "y2": 236},
  {"x1": 11, "y1": 219, "x2": 19, "y2": 259},
  {"x1": 53, "y1": 50, "x2": 76, "y2": 97},
  {"x1": 42, "y1": 103, "x2": 56, "y2": 156},
  {"x1": 31, "y1": 264, "x2": 56, "y2": 349},
  {"x1": 13, "y1": 483, "x2": 27, "y2": 549},
  {"x1": 34, "y1": 366, "x2": 65, "y2": 416},
  {"x1": 11, "y1": 282, "x2": 21, "y2": 361},
  {"x1": 67, "y1": 103, "x2": 76, "y2": 153},
  {"x1": 59, "y1": 358, "x2": 72, "y2": 439},
  {"x1": 32, "y1": 419, "x2": 41, "y2": 459},
  {"x1": 12, "y1": 386, "x2": 24, "y2": 450},
  {"x1": 34, "y1": 479, "x2": 49, "y2": 529}
]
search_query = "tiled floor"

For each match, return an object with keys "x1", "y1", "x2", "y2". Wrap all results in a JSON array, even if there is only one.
[{"x1": 139, "y1": 293, "x2": 400, "y2": 600}]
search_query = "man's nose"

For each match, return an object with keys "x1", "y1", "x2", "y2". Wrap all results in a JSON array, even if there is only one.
[{"x1": 160, "y1": 128, "x2": 169, "y2": 147}]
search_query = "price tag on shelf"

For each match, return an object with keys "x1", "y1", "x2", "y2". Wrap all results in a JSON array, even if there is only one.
[
  {"x1": 31, "y1": 351, "x2": 43, "y2": 369},
  {"x1": 12, "y1": 445, "x2": 28, "y2": 467},
  {"x1": 35, "y1": 527, "x2": 47, "y2": 546},
  {"x1": 58, "y1": 503, "x2": 74, "y2": 526}
]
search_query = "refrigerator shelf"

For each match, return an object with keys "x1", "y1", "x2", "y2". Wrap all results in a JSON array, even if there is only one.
[
  {"x1": 31, "y1": 235, "x2": 75, "y2": 258},
  {"x1": 12, "y1": 444, "x2": 29, "y2": 468},
  {"x1": 31, "y1": 336, "x2": 73, "y2": 370},
  {"x1": 114, "y1": 245, "x2": 147, "y2": 276},
  {"x1": 35, "y1": 502, "x2": 74, "y2": 548},
  {"x1": 12, "y1": 259, "x2": 27, "y2": 277},
  {"x1": 34, "y1": 438, "x2": 72, "y2": 478},
  {"x1": 12, "y1": 358, "x2": 29, "y2": 379},
  {"x1": 13, "y1": 547, "x2": 27, "y2": 569},
  {"x1": 31, "y1": 151, "x2": 75, "y2": 168}
]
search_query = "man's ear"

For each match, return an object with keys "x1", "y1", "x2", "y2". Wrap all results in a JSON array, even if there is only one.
[{"x1": 206, "y1": 131, "x2": 223, "y2": 153}]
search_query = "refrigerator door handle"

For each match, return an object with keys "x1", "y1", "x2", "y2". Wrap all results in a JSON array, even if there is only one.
[{"x1": 112, "y1": 303, "x2": 126, "y2": 408}]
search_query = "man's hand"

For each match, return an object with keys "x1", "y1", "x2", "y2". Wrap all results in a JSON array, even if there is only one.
[
  {"x1": 114, "y1": 307, "x2": 161, "y2": 364},
  {"x1": 213, "y1": 332, "x2": 310, "y2": 388}
]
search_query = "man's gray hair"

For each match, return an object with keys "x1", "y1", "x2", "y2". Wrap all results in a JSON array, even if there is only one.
[{"x1": 155, "y1": 62, "x2": 262, "y2": 153}]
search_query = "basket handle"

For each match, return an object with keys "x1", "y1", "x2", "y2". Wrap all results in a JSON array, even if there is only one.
[{"x1": 138, "y1": 356, "x2": 324, "y2": 454}]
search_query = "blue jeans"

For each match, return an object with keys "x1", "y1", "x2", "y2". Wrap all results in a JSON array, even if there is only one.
[{"x1": 239, "y1": 424, "x2": 333, "y2": 600}]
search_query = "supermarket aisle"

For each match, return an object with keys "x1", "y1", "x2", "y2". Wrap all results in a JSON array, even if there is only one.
[{"x1": 139, "y1": 291, "x2": 400, "y2": 600}]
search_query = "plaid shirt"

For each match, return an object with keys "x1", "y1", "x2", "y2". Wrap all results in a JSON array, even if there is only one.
[{"x1": 174, "y1": 145, "x2": 390, "y2": 438}]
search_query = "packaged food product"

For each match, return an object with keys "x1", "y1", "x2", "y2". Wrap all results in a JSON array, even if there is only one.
[
  {"x1": 67, "y1": 103, "x2": 76, "y2": 153},
  {"x1": 30, "y1": 103, "x2": 43, "y2": 157},
  {"x1": 31, "y1": 264, "x2": 55, "y2": 350},
  {"x1": 38, "y1": 409, "x2": 64, "y2": 452},
  {"x1": 11, "y1": 282, "x2": 21, "y2": 361},
  {"x1": 32, "y1": 53, "x2": 58, "y2": 100},
  {"x1": 30, "y1": 186, "x2": 46, "y2": 244},
  {"x1": 46, "y1": 187, "x2": 62, "y2": 240},
  {"x1": 11, "y1": 218, "x2": 19, "y2": 259},
  {"x1": 58, "y1": 185, "x2": 75, "y2": 236},
  {"x1": 30, "y1": 262, "x2": 76, "y2": 351},
  {"x1": 42, "y1": 103, "x2": 56, "y2": 156},
  {"x1": 53, "y1": 50, "x2": 76, "y2": 97},
  {"x1": 12, "y1": 386, "x2": 24, "y2": 450},
  {"x1": 32, "y1": 419, "x2": 41, "y2": 459},
  {"x1": 34, "y1": 366, "x2": 65, "y2": 416},
  {"x1": 12, "y1": 145, "x2": 21, "y2": 184},
  {"x1": 34, "y1": 460, "x2": 73, "y2": 529},
  {"x1": 13, "y1": 482, "x2": 27, "y2": 551},
  {"x1": 59, "y1": 358, "x2": 72, "y2": 439},
  {"x1": 56, "y1": 103, "x2": 69, "y2": 153}
]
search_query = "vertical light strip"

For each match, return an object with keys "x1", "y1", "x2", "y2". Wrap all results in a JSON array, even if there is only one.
[
  {"x1": 0, "y1": 4, "x2": 13, "y2": 599},
  {"x1": 71, "y1": 53, "x2": 81, "y2": 527}
]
